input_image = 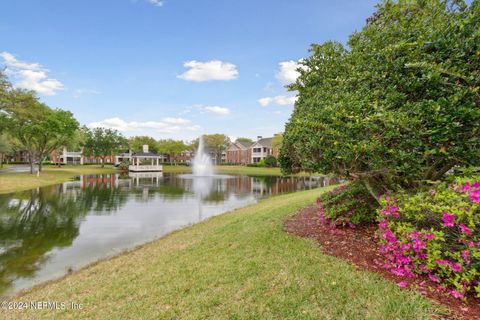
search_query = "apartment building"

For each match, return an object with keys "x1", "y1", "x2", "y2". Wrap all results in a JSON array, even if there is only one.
[{"x1": 226, "y1": 141, "x2": 252, "y2": 165}]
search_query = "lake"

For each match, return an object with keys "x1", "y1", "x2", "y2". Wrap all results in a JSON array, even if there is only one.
[{"x1": 0, "y1": 172, "x2": 336, "y2": 296}]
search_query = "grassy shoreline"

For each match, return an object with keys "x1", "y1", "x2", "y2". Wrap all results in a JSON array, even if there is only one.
[
  {"x1": 0, "y1": 164, "x2": 321, "y2": 194},
  {"x1": 162, "y1": 164, "x2": 317, "y2": 176},
  {"x1": 0, "y1": 165, "x2": 118, "y2": 194},
  {"x1": 3, "y1": 188, "x2": 438, "y2": 319}
]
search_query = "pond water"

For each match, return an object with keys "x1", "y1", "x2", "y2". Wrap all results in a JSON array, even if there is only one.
[{"x1": 0, "y1": 172, "x2": 337, "y2": 296}]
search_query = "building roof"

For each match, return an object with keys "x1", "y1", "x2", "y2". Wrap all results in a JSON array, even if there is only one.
[
  {"x1": 253, "y1": 137, "x2": 273, "y2": 148},
  {"x1": 228, "y1": 141, "x2": 253, "y2": 151},
  {"x1": 236, "y1": 141, "x2": 253, "y2": 148},
  {"x1": 132, "y1": 152, "x2": 160, "y2": 157}
]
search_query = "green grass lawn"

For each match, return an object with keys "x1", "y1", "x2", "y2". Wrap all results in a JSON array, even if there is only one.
[
  {"x1": 3, "y1": 188, "x2": 440, "y2": 320},
  {"x1": 0, "y1": 165, "x2": 117, "y2": 194}
]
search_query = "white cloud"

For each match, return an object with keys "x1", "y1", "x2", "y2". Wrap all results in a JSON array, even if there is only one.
[
  {"x1": 258, "y1": 97, "x2": 273, "y2": 107},
  {"x1": 88, "y1": 117, "x2": 194, "y2": 134},
  {"x1": 147, "y1": 0, "x2": 164, "y2": 7},
  {"x1": 162, "y1": 117, "x2": 190, "y2": 125},
  {"x1": 0, "y1": 52, "x2": 41, "y2": 70},
  {"x1": 258, "y1": 95, "x2": 297, "y2": 107},
  {"x1": 0, "y1": 51, "x2": 64, "y2": 96},
  {"x1": 276, "y1": 60, "x2": 304, "y2": 85},
  {"x1": 204, "y1": 106, "x2": 231, "y2": 115},
  {"x1": 178, "y1": 60, "x2": 238, "y2": 82}
]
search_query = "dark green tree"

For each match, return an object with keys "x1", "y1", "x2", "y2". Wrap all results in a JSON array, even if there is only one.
[
  {"x1": 192, "y1": 134, "x2": 230, "y2": 164},
  {"x1": 157, "y1": 139, "x2": 187, "y2": 165},
  {"x1": 235, "y1": 137, "x2": 253, "y2": 144},
  {"x1": 0, "y1": 134, "x2": 11, "y2": 168},
  {"x1": 83, "y1": 127, "x2": 128, "y2": 167},
  {"x1": 6, "y1": 91, "x2": 53, "y2": 173},
  {"x1": 280, "y1": 0, "x2": 480, "y2": 199},
  {"x1": 264, "y1": 155, "x2": 278, "y2": 168},
  {"x1": 129, "y1": 136, "x2": 159, "y2": 154}
]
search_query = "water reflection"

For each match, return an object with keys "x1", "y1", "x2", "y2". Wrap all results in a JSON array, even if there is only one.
[{"x1": 0, "y1": 173, "x2": 337, "y2": 296}]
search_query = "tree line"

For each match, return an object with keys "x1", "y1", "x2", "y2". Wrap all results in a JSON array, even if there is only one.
[{"x1": 0, "y1": 74, "x2": 234, "y2": 173}]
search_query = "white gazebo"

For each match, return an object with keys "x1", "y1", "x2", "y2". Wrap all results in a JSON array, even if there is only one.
[{"x1": 129, "y1": 145, "x2": 163, "y2": 172}]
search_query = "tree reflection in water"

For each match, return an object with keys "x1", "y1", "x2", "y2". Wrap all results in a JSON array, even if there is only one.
[{"x1": 0, "y1": 177, "x2": 128, "y2": 295}]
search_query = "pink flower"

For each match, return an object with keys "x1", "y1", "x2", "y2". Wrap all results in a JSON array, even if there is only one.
[
  {"x1": 459, "y1": 223, "x2": 472, "y2": 235},
  {"x1": 413, "y1": 239, "x2": 426, "y2": 251},
  {"x1": 461, "y1": 250, "x2": 470, "y2": 265},
  {"x1": 450, "y1": 263, "x2": 462, "y2": 273},
  {"x1": 379, "y1": 220, "x2": 389, "y2": 229},
  {"x1": 381, "y1": 205, "x2": 400, "y2": 217},
  {"x1": 398, "y1": 281, "x2": 408, "y2": 288},
  {"x1": 423, "y1": 233, "x2": 435, "y2": 241},
  {"x1": 416, "y1": 252, "x2": 427, "y2": 259},
  {"x1": 436, "y1": 259, "x2": 449, "y2": 266},
  {"x1": 460, "y1": 182, "x2": 472, "y2": 193},
  {"x1": 449, "y1": 289, "x2": 464, "y2": 299},
  {"x1": 428, "y1": 274, "x2": 440, "y2": 283},
  {"x1": 442, "y1": 212, "x2": 455, "y2": 227},
  {"x1": 470, "y1": 189, "x2": 480, "y2": 203}
]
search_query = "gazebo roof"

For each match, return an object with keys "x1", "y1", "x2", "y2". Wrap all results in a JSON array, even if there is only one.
[{"x1": 131, "y1": 152, "x2": 161, "y2": 158}]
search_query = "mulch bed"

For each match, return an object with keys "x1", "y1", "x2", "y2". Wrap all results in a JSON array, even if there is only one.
[{"x1": 284, "y1": 204, "x2": 480, "y2": 320}]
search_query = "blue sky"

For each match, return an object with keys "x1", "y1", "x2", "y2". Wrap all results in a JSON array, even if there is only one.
[{"x1": 0, "y1": 0, "x2": 379, "y2": 141}]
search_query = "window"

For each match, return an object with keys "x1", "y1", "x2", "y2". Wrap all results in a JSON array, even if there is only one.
[{"x1": 253, "y1": 148, "x2": 261, "y2": 153}]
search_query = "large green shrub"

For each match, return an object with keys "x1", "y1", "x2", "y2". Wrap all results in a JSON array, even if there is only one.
[
  {"x1": 264, "y1": 155, "x2": 277, "y2": 168},
  {"x1": 318, "y1": 183, "x2": 378, "y2": 227},
  {"x1": 378, "y1": 177, "x2": 480, "y2": 298},
  {"x1": 280, "y1": 0, "x2": 480, "y2": 193},
  {"x1": 256, "y1": 160, "x2": 267, "y2": 167}
]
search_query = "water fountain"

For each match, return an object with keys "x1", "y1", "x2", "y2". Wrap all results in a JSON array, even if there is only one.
[
  {"x1": 180, "y1": 136, "x2": 230, "y2": 207},
  {"x1": 192, "y1": 136, "x2": 215, "y2": 176}
]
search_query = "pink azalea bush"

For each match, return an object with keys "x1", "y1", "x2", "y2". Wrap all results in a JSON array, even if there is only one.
[
  {"x1": 378, "y1": 178, "x2": 480, "y2": 299},
  {"x1": 317, "y1": 183, "x2": 377, "y2": 227}
]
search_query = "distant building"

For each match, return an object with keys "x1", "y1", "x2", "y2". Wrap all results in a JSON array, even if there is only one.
[
  {"x1": 226, "y1": 141, "x2": 252, "y2": 165},
  {"x1": 50, "y1": 147, "x2": 129, "y2": 165},
  {"x1": 249, "y1": 137, "x2": 274, "y2": 164},
  {"x1": 226, "y1": 136, "x2": 280, "y2": 165},
  {"x1": 4, "y1": 150, "x2": 29, "y2": 163}
]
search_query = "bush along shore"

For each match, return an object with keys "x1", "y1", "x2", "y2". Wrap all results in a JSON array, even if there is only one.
[{"x1": 305, "y1": 177, "x2": 480, "y2": 318}]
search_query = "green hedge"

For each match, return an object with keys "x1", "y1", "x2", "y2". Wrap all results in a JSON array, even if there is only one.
[{"x1": 317, "y1": 182, "x2": 378, "y2": 227}]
